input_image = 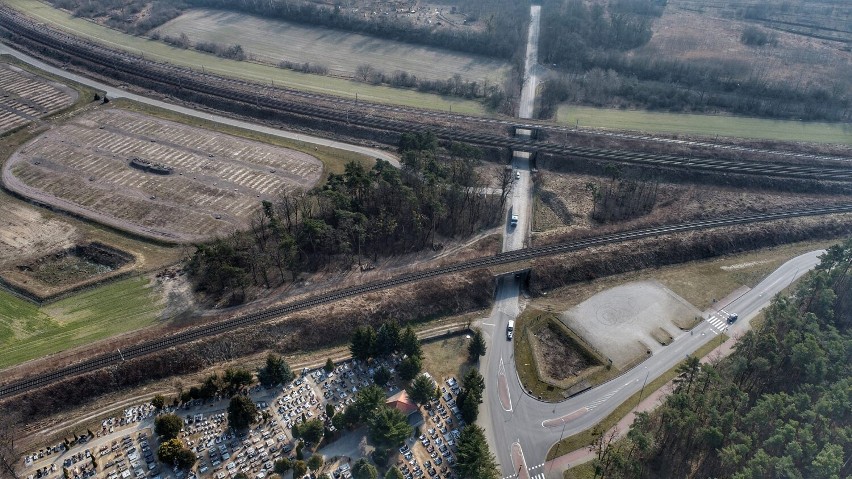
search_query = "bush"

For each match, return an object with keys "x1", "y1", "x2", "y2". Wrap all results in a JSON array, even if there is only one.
[
  {"x1": 162, "y1": 32, "x2": 190, "y2": 49},
  {"x1": 741, "y1": 25, "x2": 778, "y2": 47}
]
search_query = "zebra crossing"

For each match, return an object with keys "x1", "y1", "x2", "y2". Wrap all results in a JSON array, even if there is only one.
[
  {"x1": 500, "y1": 462, "x2": 545, "y2": 479},
  {"x1": 706, "y1": 308, "x2": 734, "y2": 333}
]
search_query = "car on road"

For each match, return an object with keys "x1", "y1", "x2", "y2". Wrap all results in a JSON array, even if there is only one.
[
  {"x1": 727, "y1": 313, "x2": 738, "y2": 324},
  {"x1": 506, "y1": 320, "x2": 514, "y2": 340}
]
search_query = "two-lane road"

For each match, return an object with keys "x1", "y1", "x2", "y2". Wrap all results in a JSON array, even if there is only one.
[{"x1": 482, "y1": 249, "x2": 826, "y2": 477}]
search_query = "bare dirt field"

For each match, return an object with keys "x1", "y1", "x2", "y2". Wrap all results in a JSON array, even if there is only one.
[
  {"x1": 0, "y1": 61, "x2": 77, "y2": 134},
  {"x1": 3, "y1": 108, "x2": 323, "y2": 243},
  {"x1": 155, "y1": 9, "x2": 510, "y2": 84},
  {"x1": 0, "y1": 199, "x2": 78, "y2": 268},
  {"x1": 559, "y1": 280, "x2": 702, "y2": 369}
]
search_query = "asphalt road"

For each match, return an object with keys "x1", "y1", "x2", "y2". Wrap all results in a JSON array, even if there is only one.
[
  {"x1": 517, "y1": 5, "x2": 541, "y2": 120},
  {"x1": 481, "y1": 250, "x2": 826, "y2": 478},
  {"x1": 0, "y1": 44, "x2": 399, "y2": 166}
]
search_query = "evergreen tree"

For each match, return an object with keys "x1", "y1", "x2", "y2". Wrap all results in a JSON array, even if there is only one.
[
  {"x1": 307, "y1": 454, "x2": 324, "y2": 471},
  {"x1": 292, "y1": 460, "x2": 307, "y2": 478},
  {"x1": 367, "y1": 406, "x2": 413, "y2": 447},
  {"x1": 398, "y1": 355, "x2": 422, "y2": 382},
  {"x1": 399, "y1": 326, "x2": 422, "y2": 358},
  {"x1": 227, "y1": 395, "x2": 258, "y2": 430},
  {"x1": 455, "y1": 425, "x2": 499, "y2": 479},
  {"x1": 351, "y1": 326, "x2": 377, "y2": 361},
  {"x1": 385, "y1": 466, "x2": 405, "y2": 479},
  {"x1": 375, "y1": 322, "x2": 401, "y2": 357},
  {"x1": 458, "y1": 368, "x2": 485, "y2": 422},
  {"x1": 352, "y1": 458, "x2": 378, "y2": 479},
  {"x1": 373, "y1": 365, "x2": 392, "y2": 386},
  {"x1": 407, "y1": 374, "x2": 437, "y2": 405},
  {"x1": 154, "y1": 414, "x2": 183, "y2": 440},
  {"x1": 603, "y1": 239, "x2": 852, "y2": 478},
  {"x1": 257, "y1": 353, "x2": 295, "y2": 387},
  {"x1": 468, "y1": 328, "x2": 487, "y2": 361}
]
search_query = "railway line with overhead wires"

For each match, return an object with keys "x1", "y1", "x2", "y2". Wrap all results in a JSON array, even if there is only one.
[
  {"x1": 2, "y1": 204, "x2": 851, "y2": 400},
  {"x1": 0, "y1": 4, "x2": 851, "y2": 407},
  {"x1": 1, "y1": 6, "x2": 851, "y2": 184}
]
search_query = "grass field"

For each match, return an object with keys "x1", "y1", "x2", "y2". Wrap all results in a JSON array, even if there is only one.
[
  {"x1": 6, "y1": 0, "x2": 488, "y2": 115},
  {"x1": 0, "y1": 276, "x2": 163, "y2": 368},
  {"x1": 558, "y1": 105, "x2": 852, "y2": 144},
  {"x1": 157, "y1": 9, "x2": 509, "y2": 85}
]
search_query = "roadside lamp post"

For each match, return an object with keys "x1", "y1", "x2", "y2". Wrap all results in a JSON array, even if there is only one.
[{"x1": 548, "y1": 420, "x2": 568, "y2": 474}]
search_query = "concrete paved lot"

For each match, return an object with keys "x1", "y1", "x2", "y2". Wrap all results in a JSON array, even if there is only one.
[{"x1": 559, "y1": 280, "x2": 701, "y2": 368}]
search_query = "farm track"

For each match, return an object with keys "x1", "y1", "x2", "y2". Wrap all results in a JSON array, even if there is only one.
[
  {"x1": 1, "y1": 6, "x2": 851, "y2": 181},
  {"x1": 2, "y1": 204, "x2": 852, "y2": 400}
]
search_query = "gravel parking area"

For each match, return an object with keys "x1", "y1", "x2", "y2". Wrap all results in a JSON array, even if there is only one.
[{"x1": 559, "y1": 280, "x2": 701, "y2": 368}]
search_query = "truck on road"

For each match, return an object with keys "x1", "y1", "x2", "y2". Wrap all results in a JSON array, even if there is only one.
[{"x1": 509, "y1": 206, "x2": 518, "y2": 227}]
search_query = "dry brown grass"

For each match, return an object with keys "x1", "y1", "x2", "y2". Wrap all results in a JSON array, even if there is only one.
[
  {"x1": 514, "y1": 310, "x2": 610, "y2": 401},
  {"x1": 650, "y1": 327, "x2": 673, "y2": 346},
  {"x1": 636, "y1": 0, "x2": 852, "y2": 94},
  {"x1": 156, "y1": 9, "x2": 510, "y2": 84},
  {"x1": 531, "y1": 170, "x2": 852, "y2": 242},
  {"x1": 0, "y1": 61, "x2": 77, "y2": 134},
  {"x1": 421, "y1": 334, "x2": 474, "y2": 385}
]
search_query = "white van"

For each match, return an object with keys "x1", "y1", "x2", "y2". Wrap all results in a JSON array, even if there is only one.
[{"x1": 506, "y1": 320, "x2": 515, "y2": 340}]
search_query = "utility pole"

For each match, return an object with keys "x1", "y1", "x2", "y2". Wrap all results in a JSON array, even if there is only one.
[{"x1": 635, "y1": 366, "x2": 650, "y2": 412}]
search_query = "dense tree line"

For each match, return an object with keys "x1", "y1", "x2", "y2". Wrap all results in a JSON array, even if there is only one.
[
  {"x1": 350, "y1": 322, "x2": 424, "y2": 382},
  {"x1": 539, "y1": 0, "x2": 657, "y2": 69},
  {"x1": 596, "y1": 239, "x2": 852, "y2": 478},
  {"x1": 49, "y1": 0, "x2": 186, "y2": 35},
  {"x1": 185, "y1": 0, "x2": 528, "y2": 60},
  {"x1": 188, "y1": 133, "x2": 501, "y2": 303},
  {"x1": 349, "y1": 65, "x2": 505, "y2": 102},
  {"x1": 537, "y1": 0, "x2": 849, "y2": 121}
]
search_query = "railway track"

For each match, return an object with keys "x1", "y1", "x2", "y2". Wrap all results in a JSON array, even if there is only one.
[
  {"x1": 1, "y1": 7, "x2": 851, "y2": 182},
  {"x1": 2, "y1": 204, "x2": 851, "y2": 400}
]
